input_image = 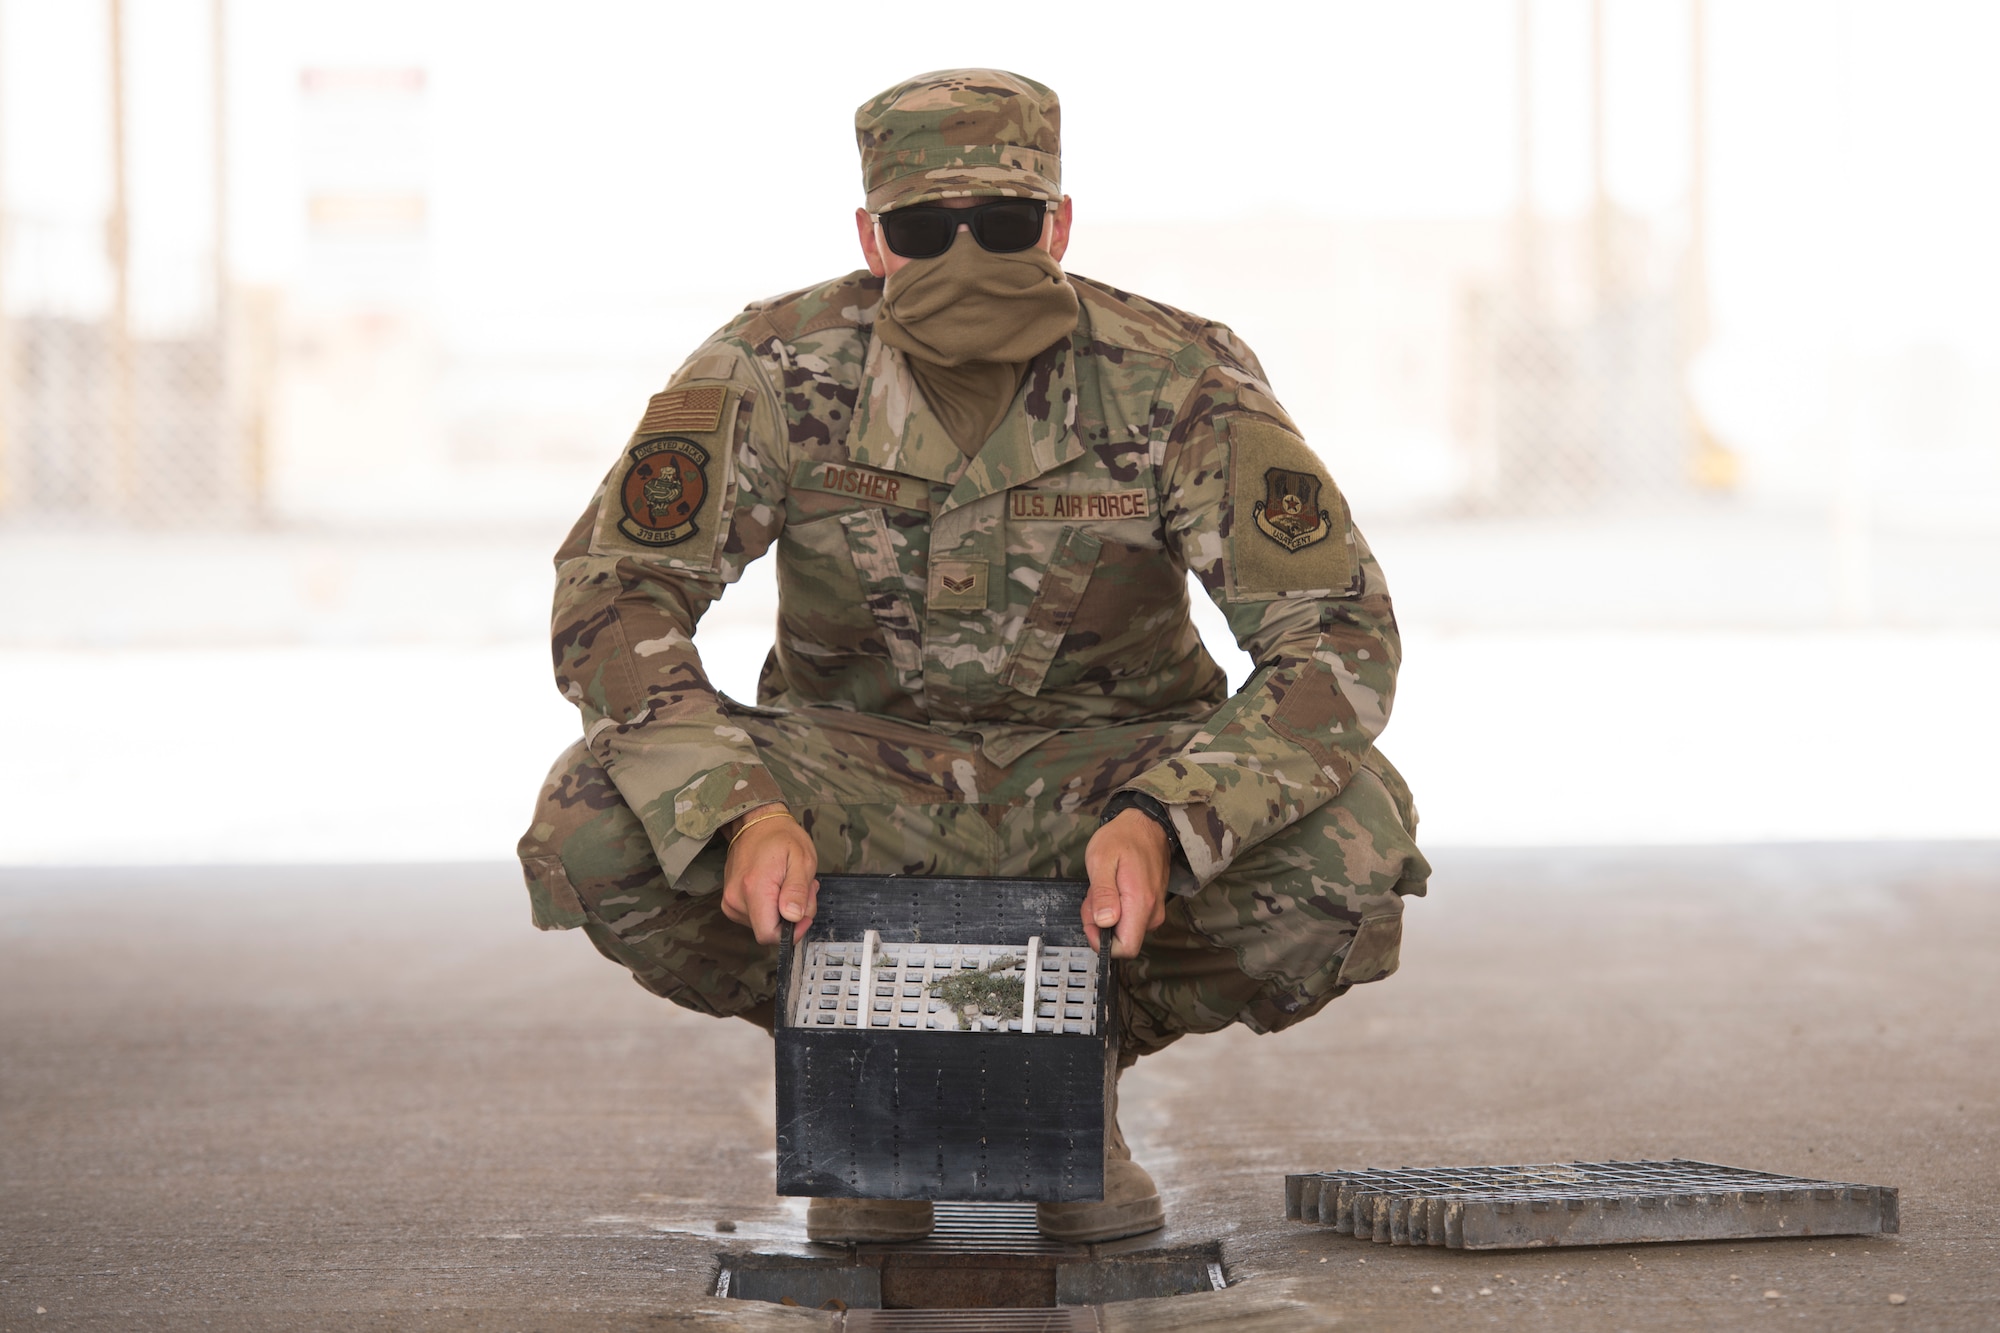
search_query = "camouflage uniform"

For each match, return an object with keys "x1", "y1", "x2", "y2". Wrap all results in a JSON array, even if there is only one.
[{"x1": 517, "y1": 70, "x2": 1429, "y2": 1061}]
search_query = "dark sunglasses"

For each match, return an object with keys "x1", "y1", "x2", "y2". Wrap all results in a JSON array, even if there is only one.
[{"x1": 877, "y1": 197, "x2": 1048, "y2": 260}]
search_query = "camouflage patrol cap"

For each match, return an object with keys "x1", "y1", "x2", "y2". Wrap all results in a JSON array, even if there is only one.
[{"x1": 855, "y1": 69, "x2": 1062, "y2": 213}]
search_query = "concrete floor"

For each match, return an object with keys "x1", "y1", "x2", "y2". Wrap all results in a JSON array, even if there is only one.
[{"x1": 2, "y1": 845, "x2": 1995, "y2": 1331}]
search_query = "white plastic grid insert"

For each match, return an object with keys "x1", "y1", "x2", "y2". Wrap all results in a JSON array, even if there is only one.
[{"x1": 791, "y1": 934, "x2": 1100, "y2": 1034}]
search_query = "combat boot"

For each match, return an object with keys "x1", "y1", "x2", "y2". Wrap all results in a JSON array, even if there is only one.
[
  {"x1": 1036, "y1": 1078, "x2": 1165, "y2": 1242},
  {"x1": 805, "y1": 1197, "x2": 934, "y2": 1243}
]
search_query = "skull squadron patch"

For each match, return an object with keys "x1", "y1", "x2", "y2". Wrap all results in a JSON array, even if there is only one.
[
  {"x1": 1253, "y1": 468, "x2": 1332, "y2": 551},
  {"x1": 617, "y1": 436, "x2": 710, "y2": 546}
]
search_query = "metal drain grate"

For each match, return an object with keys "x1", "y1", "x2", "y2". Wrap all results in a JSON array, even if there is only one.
[
  {"x1": 1285, "y1": 1158, "x2": 1899, "y2": 1250},
  {"x1": 844, "y1": 1310, "x2": 1099, "y2": 1331},
  {"x1": 793, "y1": 936, "x2": 1102, "y2": 1033},
  {"x1": 865, "y1": 1202, "x2": 1081, "y2": 1256},
  {"x1": 721, "y1": 1202, "x2": 1222, "y2": 1314}
]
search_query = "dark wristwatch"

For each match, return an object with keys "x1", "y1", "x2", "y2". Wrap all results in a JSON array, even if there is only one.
[{"x1": 1099, "y1": 790, "x2": 1182, "y2": 859}]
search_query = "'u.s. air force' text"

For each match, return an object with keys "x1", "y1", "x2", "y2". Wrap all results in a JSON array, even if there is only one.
[{"x1": 1008, "y1": 489, "x2": 1150, "y2": 520}]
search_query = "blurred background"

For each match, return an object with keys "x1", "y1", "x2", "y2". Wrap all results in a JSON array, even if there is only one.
[{"x1": 0, "y1": 0, "x2": 1994, "y2": 865}]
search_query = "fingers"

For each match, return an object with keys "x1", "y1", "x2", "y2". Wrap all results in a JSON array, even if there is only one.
[
  {"x1": 1084, "y1": 813, "x2": 1171, "y2": 958},
  {"x1": 1082, "y1": 873, "x2": 1121, "y2": 952},
  {"x1": 778, "y1": 849, "x2": 812, "y2": 922},
  {"x1": 783, "y1": 827, "x2": 820, "y2": 942},
  {"x1": 719, "y1": 883, "x2": 749, "y2": 927},
  {"x1": 723, "y1": 842, "x2": 784, "y2": 945},
  {"x1": 723, "y1": 815, "x2": 818, "y2": 945},
  {"x1": 1085, "y1": 875, "x2": 1122, "y2": 929},
  {"x1": 778, "y1": 850, "x2": 818, "y2": 943},
  {"x1": 745, "y1": 866, "x2": 783, "y2": 945},
  {"x1": 793, "y1": 877, "x2": 821, "y2": 943},
  {"x1": 1110, "y1": 858, "x2": 1151, "y2": 959}
]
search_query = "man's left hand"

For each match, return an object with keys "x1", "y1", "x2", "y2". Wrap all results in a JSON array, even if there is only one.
[{"x1": 1082, "y1": 810, "x2": 1171, "y2": 958}]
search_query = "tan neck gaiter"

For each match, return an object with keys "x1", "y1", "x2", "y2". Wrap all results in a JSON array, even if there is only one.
[{"x1": 873, "y1": 238, "x2": 1081, "y2": 456}]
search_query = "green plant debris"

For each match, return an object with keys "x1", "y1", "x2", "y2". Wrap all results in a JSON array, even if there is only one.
[{"x1": 930, "y1": 955, "x2": 1025, "y2": 1021}]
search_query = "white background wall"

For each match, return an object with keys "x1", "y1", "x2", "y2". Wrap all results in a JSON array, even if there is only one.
[{"x1": 2, "y1": 0, "x2": 1996, "y2": 863}]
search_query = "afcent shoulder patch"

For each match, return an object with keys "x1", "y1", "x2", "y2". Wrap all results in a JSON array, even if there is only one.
[
  {"x1": 1226, "y1": 417, "x2": 1350, "y2": 599},
  {"x1": 1253, "y1": 468, "x2": 1333, "y2": 550},
  {"x1": 617, "y1": 436, "x2": 710, "y2": 546}
]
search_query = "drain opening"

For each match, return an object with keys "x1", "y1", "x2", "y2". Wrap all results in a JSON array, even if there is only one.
[
  {"x1": 846, "y1": 1311, "x2": 1100, "y2": 1331},
  {"x1": 716, "y1": 1202, "x2": 1225, "y2": 1312}
]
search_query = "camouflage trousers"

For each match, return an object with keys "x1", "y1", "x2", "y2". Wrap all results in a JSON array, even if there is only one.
[{"x1": 517, "y1": 702, "x2": 1429, "y2": 1061}]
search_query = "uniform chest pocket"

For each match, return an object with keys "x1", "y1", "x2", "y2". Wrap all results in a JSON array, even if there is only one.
[
  {"x1": 999, "y1": 525, "x2": 1103, "y2": 697},
  {"x1": 775, "y1": 514, "x2": 874, "y2": 658},
  {"x1": 776, "y1": 508, "x2": 925, "y2": 680}
]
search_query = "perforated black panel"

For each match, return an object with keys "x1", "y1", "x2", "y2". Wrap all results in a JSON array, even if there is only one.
[{"x1": 775, "y1": 877, "x2": 1115, "y2": 1203}]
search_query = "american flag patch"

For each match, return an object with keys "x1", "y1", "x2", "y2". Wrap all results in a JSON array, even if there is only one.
[{"x1": 638, "y1": 384, "x2": 728, "y2": 434}]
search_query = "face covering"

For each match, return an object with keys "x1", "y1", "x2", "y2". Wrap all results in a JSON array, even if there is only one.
[{"x1": 873, "y1": 233, "x2": 1081, "y2": 456}]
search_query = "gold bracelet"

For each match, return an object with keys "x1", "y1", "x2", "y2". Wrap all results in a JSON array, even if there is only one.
[{"x1": 728, "y1": 809, "x2": 791, "y2": 845}]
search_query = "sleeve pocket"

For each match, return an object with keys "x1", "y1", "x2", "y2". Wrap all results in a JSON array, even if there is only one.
[
  {"x1": 1334, "y1": 911, "x2": 1403, "y2": 986},
  {"x1": 520, "y1": 856, "x2": 588, "y2": 931},
  {"x1": 1268, "y1": 649, "x2": 1350, "y2": 782}
]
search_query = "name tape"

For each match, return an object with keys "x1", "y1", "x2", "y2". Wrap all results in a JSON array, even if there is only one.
[
  {"x1": 796, "y1": 461, "x2": 926, "y2": 511},
  {"x1": 1008, "y1": 489, "x2": 1150, "y2": 521}
]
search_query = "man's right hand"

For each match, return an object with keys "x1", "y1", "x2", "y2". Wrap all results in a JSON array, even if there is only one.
[{"x1": 719, "y1": 804, "x2": 819, "y2": 944}]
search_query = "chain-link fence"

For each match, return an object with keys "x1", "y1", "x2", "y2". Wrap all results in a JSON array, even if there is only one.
[
  {"x1": 0, "y1": 225, "x2": 263, "y2": 527},
  {"x1": 0, "y1": 0, "x2": 255, "y2": 530},
  {"x1": 2, "y1": 315, "x2": 240, "y2": 522},
  {"x1": 1453, "y1": 235, "x2": 1705, "y2": 517}
]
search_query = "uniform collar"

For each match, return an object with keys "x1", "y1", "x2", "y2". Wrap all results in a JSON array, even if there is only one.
[
  {"x1": 846, "y1": 322, "x2": 1083, "y2": 516},
  {"x1": 846, "y1": 336, "x2": 966, "y2": 488}
]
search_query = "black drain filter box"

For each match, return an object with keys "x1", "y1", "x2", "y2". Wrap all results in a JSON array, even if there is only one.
[{"x1": 774, "y1": 875, "x2": 1114, "y2": 1203}]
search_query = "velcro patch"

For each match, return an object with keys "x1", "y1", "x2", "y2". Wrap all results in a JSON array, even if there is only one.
[
  {"x1": 1008, "y1": 488, "x2": 1150, "y2": 521},
  {"x1": 617, "y1": 436, "x2": 711, "y2": 547},
  {"x1": 793, "y1": 459, "x2": 927, "y2": 511},
  {"x1": 592, "y1": 382, "x2": 738, "y2": 568},
  {"x1": 638, "y1": 384, "x2": 727, "y2": 435},
  {"x1": 1227, "y1": 418, "x2": 1350, "y2": 599},
  {"x1": 929, "y1": 559, "x2": 989, "y2": 611}
]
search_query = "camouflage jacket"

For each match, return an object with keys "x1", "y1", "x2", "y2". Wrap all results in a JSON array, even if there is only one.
[{"x1": 549, "y1": 271, "x2": 1400, "y2": 891}]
